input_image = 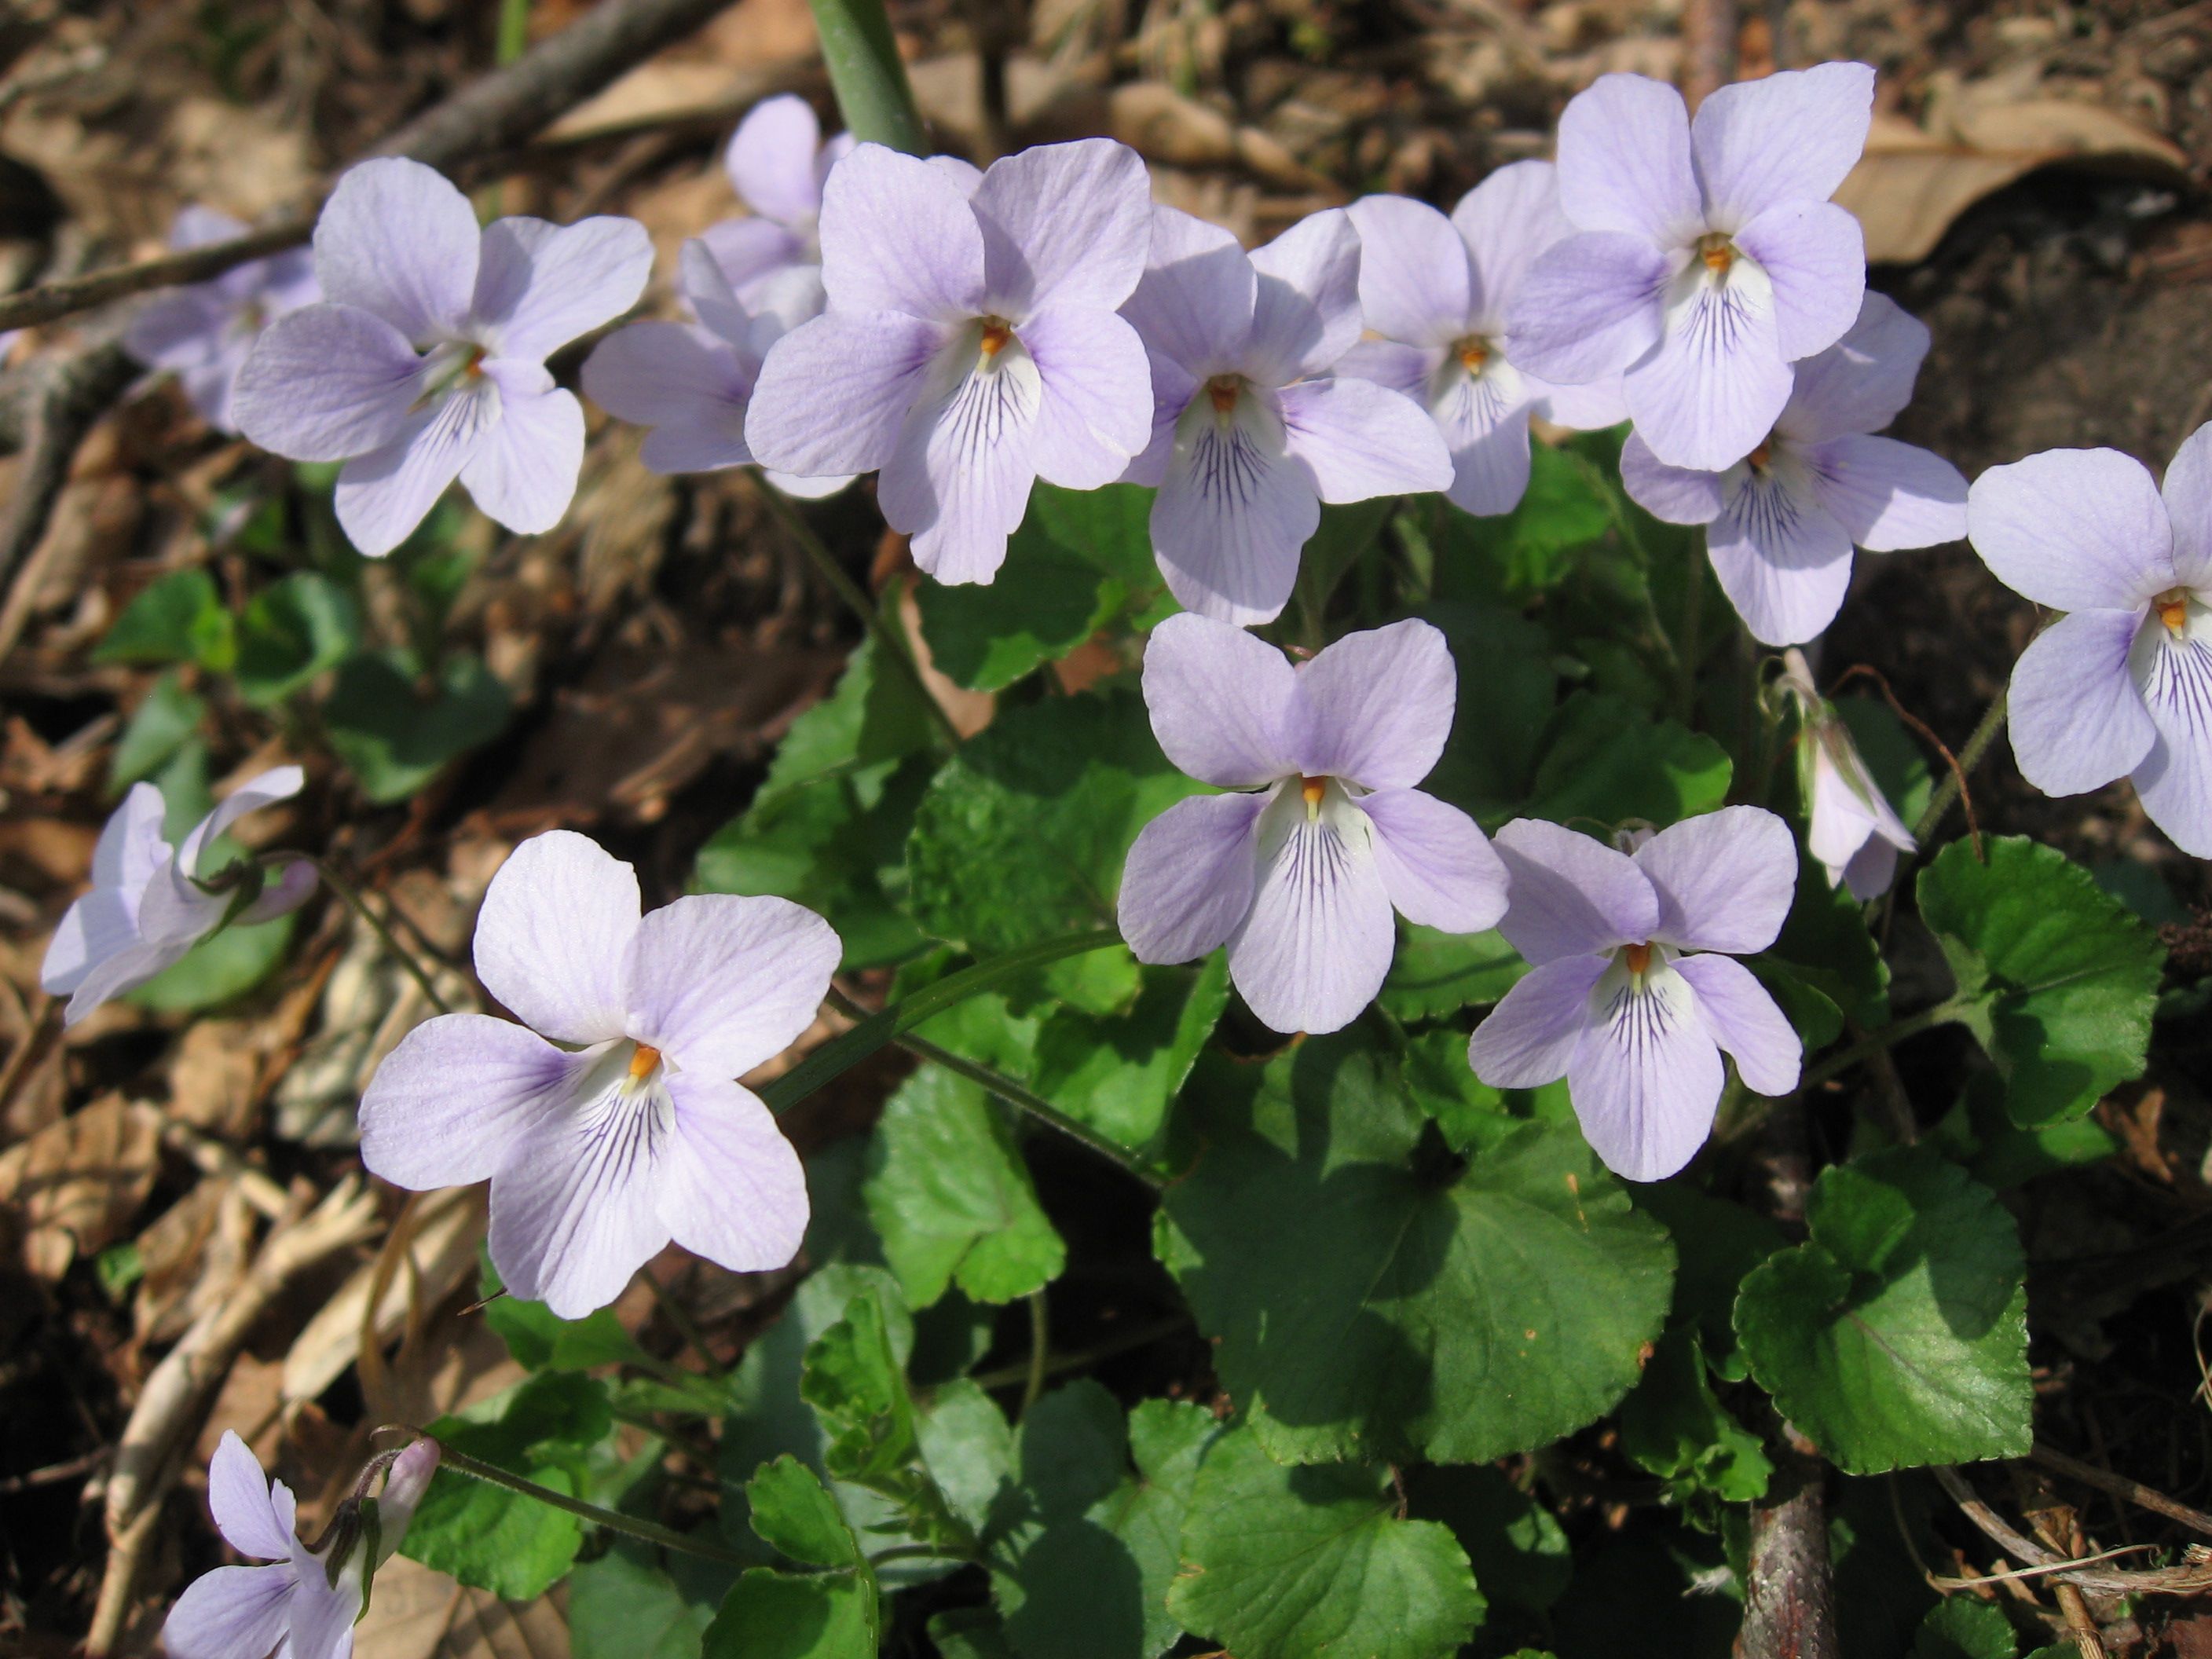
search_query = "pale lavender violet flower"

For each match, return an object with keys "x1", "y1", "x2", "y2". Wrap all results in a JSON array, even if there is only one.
[
  {"x1": 1120, "y1": 207, "x2": 1452, "y2": 624},
  {"x1": 583, "y1": 242, "x2": 849, "y2": 496},
  {"x1": 1119, "y1": 613, "x2": 1507, "y2": 1035},
  {"x1": 233, "y1": 158, "x2": 652, "y2": 557},
  {"x1": 1778, "y1": 648, "x2": 1915, "y2": 899},
  {"x1": 1509, "y1": 64, "x2": 1874, "y2": 472},
  {"x1": 1339, "y1": 163, "x2": 1626, "y2": 517},
  {"x1": 1619, "y1": 291, "x2": 1966, "y2": 645},
  {"x1": 745, "y1": 139, "x2": 1155, "y2": 584},
  {"x1": 164, "y1": 1432, "x2": 438, "y2": 1659},
  {"x1": 359, "y1": 830, "x2": 834, "y2": 1317},
  {"x1": 698, "y1": 94, "x2": 855, "y2": 302},
  {"x1": 40, "y1": 767, "x2": 317, "y2": 1027},
  {"x1": 1967, "y1": 423, "x2": 2212, "y2": 857},
  {"x1": 123, "y1": 206, "x2": 320, "y2": 434},
  {"x1": 1468, "y1": 809, "x2": 1800, "y2": 1181}
]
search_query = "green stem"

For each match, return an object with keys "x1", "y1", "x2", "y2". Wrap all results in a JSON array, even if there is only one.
[
  {"x1": 760, "y1": 929, "x2": 1123, "y2": 1113},
  {"x1": 805, "y1": 0, "x2": 928, "y2": 154},
  {"x1": 1022, "y1": 1290, "x2": 1050, "y2": 1412},
  {"x1": 1677, "y1": 526, "x2": 1705, "y2": 726},
  {"x1": 753, "y1": 478, "x2": 962, "y2": 750},
  {"x1": 1911, "y1": 690, "x2": 2008, "y2": 846},
  {"x1": 1800, "y1": 998, "x2": 1969, "y2": 1093},
  {"x1": 825, "y1": 986, "x2": 1166, "y2": 1189},
  {"x1": 310, "y1": 859, "x2": 452, "y2": 1015},
  {"x1": 495, "y1": 0, "x2": 532, "y2": 64},
  {"x1": 416, "y1": 1434, "x2": 752, "y2": 1566},
  {"x1": 968, "y1": 1312, "x2": 1191, "y2": 1392}
]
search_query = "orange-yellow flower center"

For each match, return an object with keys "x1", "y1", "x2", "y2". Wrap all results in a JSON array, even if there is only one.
[
  {"x1": 1624, "y1": 942, "x2": 1652, "y2": 976},
  {"x1": 1701, "y1": 239, "x2": 1734, "y2": 274},
  {"x1": 1301, "y1": 775, "x2": 1327, "y2": 809},
  {"x1": 1457, "y1": 338, "x2": 1489, "y2": 374},
  {"x1": 2157, "y1": 587, "x2": 2191, "y2": 636},
  {"x1": 1746, "y1": 441, "x2": 1772, "y2": 473},
  {"x1": 628, "y1": 1044, "x2": 662, "y2": 1081},
  {"x1": 1208, "y1": 374, "x2": 1242, "y2": 414},
  {"x1": 979, "y1": 319, "x2": 1013, "y2": 357}
]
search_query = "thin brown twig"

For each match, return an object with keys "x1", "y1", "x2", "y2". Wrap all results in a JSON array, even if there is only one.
[
  {"x1": 2031, "y1": 1442, "x2": 2212, "y2": 1543},
  {"x1": 1826, "y1": 662, "x2": 1983, "y2": 862}
]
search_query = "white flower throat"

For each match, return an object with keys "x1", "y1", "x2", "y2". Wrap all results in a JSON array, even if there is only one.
[{"x1": 2133, "y1": 588, "x2": 2212, "y2": 734}]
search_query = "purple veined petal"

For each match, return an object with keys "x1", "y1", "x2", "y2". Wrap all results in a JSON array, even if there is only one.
[
  {"x1": 698, "y1": 217, "x2": 809, "y2": 299},
  {"x1": 286, "y1": 1537, "x2": 364, "y2": 1659},
  {"x1": 236, "y1": 857, "x2": 318, "y2": 926},
  {"x1": 2008, "y1": 608, "x2": 2156, "y2": 797},
  {"x1": 1505, "y1": 232, "x2": 1669, "y2": 387},
  {"x1": 1148, "y1": 383, "x2": 1318, "y2": 626},
  {"x1": 232, "y1": 303, "x2": 427, "y2": 463},
  {"x1": 209, "y1": 1430, "x2": 292, "y2": 1560},
  {"x1": 333, "y1": 378, "x2": 500, "y2": 558},
  {"x1": 41, "y1": 783, "x2": 168, "y2": 996},
  {"x1": 817, "y1": 144, "x2": 987, "y2": 322},
  {"x1": 972, "y1": 138, "x2": 1152, "y2": 317},
  {"x1": 1566, "y1": 956, "x2": 1726, "y2": 1181},
  {"x1": 1453, "y1": 159, "x2": 1578, "y2": 331},
  {"x1": 1673, "y1": 952, "x2": 1801, "y2": 1097},
  {"x1": 655, "y1": 1073, "x2": 808, "y2": 1273},
  {"x1": 745, "y1": 309, "x2": 947, "y2": 478},
  {"x1": 879, "y1": 329, "x2": 1045, "y2": 585},
  {"x1": 486, "y1": 1057, "x2": 676, "y2": 1318},
  {"x1": 1119, "y1": 792, "x2": 1267, "y2": 965},
  {"x1": 1491, "y1": 819, "x2": 1656, "y2": 964},
  {"x1": 1121, "y1": 206, "x2": 1255, "y2": 379},
  {"x1": 1524, "y1": 368, "x2": 1628, "y2": 431},
  {"x1": 1119, "y1": 349, "x2": 1192, "y2": 489},
  {"x1": 163, "y1": 1563, "x2": 296, "y2": 1659},
  {"x1": 1805, "y1": 433, "x2": 1967, "y2": 551},
  {"x1": 457, "y1": 366, "x2": 584, "y2": 536},
  {"x1": 1731, "y1": 200, "x2": 1865, "y2": 362},
  {"x1": 624, "y1": 893, "x2": 840, "y2": 1078},
  {"x1": 312, "y1": 157, "x2": 480, "y2": 346},
  {"x1": 725, "y1": 94, "x2": 827, "y2": 225},
  {"x1": 1334, "y1": 338, "x2": 1436, "y2": 401},
  {"x1": 1705, "y1": 466, "x2": 1855, "y2": 646},
  {"x1": 1436, "y1": 370, "x2": 1534, "y2": 518},
  {"x1": 1842, "y1": 837, "x2": 1903, "y2": 903},
  {"x1": 2130, "y1": 617, "x2": 2212, "y2": 857},
  {"x1": 583, "y1": 322, "x2": 753, "y2": 473},
  {"x1": 1292, "y1": 617, "x2": 1457, "y2": 789},
  {"x1": 470, "y1": 215, "x2": 653, "y2": 364},
  {"x1": 2161, "y1": 422, "x2": 2212, "y2": 590},
  {"x1": 474, "y1": 830, "x2": 640, "y2": 1044},
  {"x1": 1632, "y1": 804, "x2": 1796, "y2": 955},
  {"x1": 1226, "y1": 786, "x2": 1397, "y2": 1035},
  {"x1": 123, "y1": 288, "x2": 230, "y2": 373},
  {"x1": 1277, "y1": 375, "x2": 1453, "y2": 503},
  {"x1": 1358, "y1": 788, "x2": 1509, "y2": 932},
  {"x1": 1624, "y1": 264, "x2": 1795, "y2": 472},
  {"x1": 1690, "y1": 61, "x2": 1875, "y2": 230},
  {"x1": 1968, "y1": 448, "x2": 2177, "y2": 613},
  {"x1": 1468, "y1": 954, "x2": 1607, "y2": 1087},
  {"x1": 1020, "y1": 306, "x2": 1154, "y2": 490},
  {"x1": 1776, "y1": 291, "x2": 1928, "y2": 444},
  {"x1": 378, "y1": 1441, "x2": 441, "y2": 1551},
  {"x1": 1620, "y1": 432, "x2": 1724, "y2": 526},
  {"x1": 261, "y1": 247, "x2": 322, "y2": 316},
  {"x1": 360, "y1": 1014, "x2": 590, "y2": 1189},
  {"x1": 1243, "y1": 208, "x2": 1362, "y2": 386},
  {"x1": 1806, "y1": 745, "x2": 1883, "y2": 882},
  {"x1": 1141, "y1": 612, "x2": 1301, "y2": 787},
  {"x1": 1555, "y1": 72, "x2": 1701, "y2": 247},
  {"x1": 1345, "y1": 195, "x2": 1470, "y2": 347}
]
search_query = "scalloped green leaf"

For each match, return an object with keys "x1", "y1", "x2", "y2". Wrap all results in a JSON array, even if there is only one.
[
  {"x1": 1167, "y1": 1425, "x2": 1484, "y2": 1659},
  {"x1": 1735, "y1": 1148, "x2": 2031, "y2": 1474},
  {"x1": 1917, "y1": 836, "x2": 2163, "y2": 1126},
  {"x1": 1157, "y1": 1035, "x2": 1674, "y2": 1464}
]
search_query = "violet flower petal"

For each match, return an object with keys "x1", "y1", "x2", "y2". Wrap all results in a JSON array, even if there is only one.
[
  {"x1": 1023, "y1": 307, "x2": 1155, "y2": 489},
  {"x1": 1564, "y1": 959, "x2": 1724, "y2": 1181},
  {"x1": 1704, "y1": 473, "x2": 1856, "y2": 646},
  {"x1": 1968, "y1": 448, "x2": 2177, "y2": 612},
  {"x1": 972, "y1": 138, "x2": 1152, "y2": 316},
  {"x1": 470, "y1": 215, "x2": 652, "y2": 364},
  {"x1": 1619, "y1": 432, "x2": 1724, "y2": 526},
  {"x1": 1731, "y1": 198, "x2": 1865, "y2": 362},
  {"x1": 1359, "y1": 788, "x2": 1509, "y2": 933},
  {"x1": 2008, "y1": 607, "x2": 2156, "y2": 796},
  {"x1": 1489, "y1": 819, "x2": 1657, "y2": 965},
  {"x1": 1632, "y1": 805, "x2": 1796, "y2": 956},
  {"x1": 313, "y1": 158, "x2": 479, "y2": 346},
  {"x1": 1292, "y1": 617, "x2": 1456, "y2": 789},
  {"x1": 1453, "y1": 159, "x2": 1579, "y2": 331},
  {"x1": 1120, "y1": 206, "x2": 1254, "y2": 378},
  {"x1": 487, "y1": 1087, "x2": 675, "y2": 1319},
  {"x1": 1778, "y1": 291, "x2": 1928, "y2": 444},
  {"x1": 1227, "y1": 801, "x2": 1397, "y2": 1035},
  {"x1": 726, "y1": 95, "x2": 827, "y2": 225},
  {"x1": 164, "y1": 1563, "x2": 297, "y2": 1659},
  {"x1": 233, "y1": 303, "x2": 427, "y2": 463},
  {"x1": 745, "y1": 309, "x2": 948, "y2": 477},
  {"x1": 623, "y1": 894, "x2": 840, "y2": 1079},
  {"x1": 1119, "y1": 793, "x2": 1267, "y2": 965},
  {"x1": 818, "y1": 145, "x2": 986, "y2": 321},
  {"x1": 1675, "y1": 953, "x2": 1801, "y2": 1095},
  {"x1": 657, "y1": 1073, "x2": 809, "y2": 1272},
  {"x1": 1622, "y1": 273, "x2": 1795, "y2": 471},
  {"x1": 1507, "y1": 231, "x2": 1669, "y2": 387},
  {"x1": 1243, "y1": 208, "x2": 1361, "y2": 386},
  {"x1": 1555, "y1": 71, "x2": 1701, "y2": 245},
  {"x1": 1688, "y1": 61, "x2": 1874, "y2": 229},
  {"x1": 1141, "y1": 612, "x2": 1302, "y2": 787},
  {"x1": 1277, "y1": 375, "x2": 1452, "y2": 501},
  {"x1": 456, "y1": 371, "x2": 585, "y2": 535},
  {"x1": 1805, "y1": 433, "x2": 1967, "y2": 551},
  {"x1": 1346, "y1": 194, "x2": 1470, "y2": 347},
  {"x1": 472, "y1": 829, "x2": 639, "y2": 1046},
  {"x1": 359, "y1": 1015, "x2": 584, "y2": 1190},
  {"x1": 1148, "y1": 394, "x2": 1317, "y2": 626},
  {"x1": 1467, "y1": 955, "x2": 1607, "y2": 1087},
  {"x1": 209, "y1": 1431, "x2": 293, "y2": 1559},
  {"x1": 2161, "y1": 420, "x2": 2212, "y2": 589}
]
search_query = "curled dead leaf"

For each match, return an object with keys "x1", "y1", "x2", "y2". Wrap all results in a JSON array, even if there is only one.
[
  {"x1": 0, "y1": 1093, "x2": 161, "y2": 1277},
  {"x1": 1838, "y1": 103, "x2": 2189, "y2": 266}
]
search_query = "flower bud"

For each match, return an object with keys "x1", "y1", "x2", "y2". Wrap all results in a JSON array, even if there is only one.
[{"x1": 1780, "y1": 650, "x2": 1916, "y2": 901}]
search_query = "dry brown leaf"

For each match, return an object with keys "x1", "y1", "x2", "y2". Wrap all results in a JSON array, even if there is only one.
[
  {"x1": 0, "y1": 1093, "x2": 161, "y2": 1277},
  {"x1": 354, "y1": 1554, "x2": 571, "y2": 1659},
  {"x1": 1837, "y1": 104, "x2": 2189, "y2": 266},
  {"x1": 167, "y1": 1018, "x2": 264, "y2": 1138},
  {"x1": 1108, "y1": 82, "x2": 1331, "y2": 194}
]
